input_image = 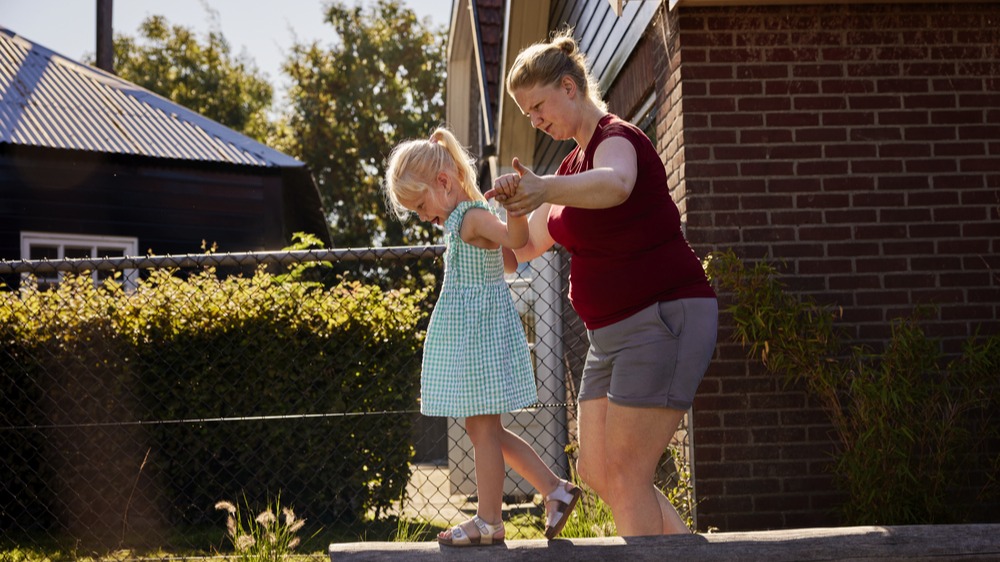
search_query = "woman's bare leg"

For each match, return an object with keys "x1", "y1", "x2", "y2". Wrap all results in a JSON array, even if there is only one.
[{"x1": 575, "y1": 397, "x2": 610, "y2": 498}]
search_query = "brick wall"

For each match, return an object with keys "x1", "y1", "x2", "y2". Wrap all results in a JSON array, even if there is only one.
[{"x1": 647, "y1": 2, "x2": 999, "y2": 531}]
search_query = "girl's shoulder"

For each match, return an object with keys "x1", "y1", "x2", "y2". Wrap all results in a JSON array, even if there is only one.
[{"x1": 445, "y1": 200, "x2": 495, "y2": 232}]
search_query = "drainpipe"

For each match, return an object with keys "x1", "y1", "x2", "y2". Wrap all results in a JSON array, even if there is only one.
[{"x1": 96, "y1": 0, "x2": 113, "y2": 73}]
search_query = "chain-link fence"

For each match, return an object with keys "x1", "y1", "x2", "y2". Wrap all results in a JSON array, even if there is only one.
[{"x1": 0, "y1": 246, "x2": 692, "y2": 558}]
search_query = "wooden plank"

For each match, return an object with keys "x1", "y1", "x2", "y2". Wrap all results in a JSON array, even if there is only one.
[{"x1": 328, "y1": 525, "x2": 1000, "y2": 562}]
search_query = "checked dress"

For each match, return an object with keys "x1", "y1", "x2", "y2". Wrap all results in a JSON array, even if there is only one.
[{"x1": 419, "y1": 200, "x2": 538, "y2": 418}]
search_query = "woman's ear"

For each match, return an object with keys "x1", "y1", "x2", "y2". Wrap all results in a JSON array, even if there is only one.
[{"x1": 561, "y1": 75, "x2": 577, "y2": 98}]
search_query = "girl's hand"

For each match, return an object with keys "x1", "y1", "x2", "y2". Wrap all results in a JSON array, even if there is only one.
[
  {"x1": 486, "y1": 158, "x2": 545, "y2": 216},
  {"x1": 490, "y1": 169, "x2": 520, "y2": 203},
  {"x1": 498, "y1": 158, "x2": 546, "y2": 217}
]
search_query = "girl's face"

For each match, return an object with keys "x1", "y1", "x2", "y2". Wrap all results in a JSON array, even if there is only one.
[
  {"x1": 512, "y1": 77, "x2": 578, "y2": 141},
  {"x1": 401, "y1": 172, "x2": 461, "y2": 227}
]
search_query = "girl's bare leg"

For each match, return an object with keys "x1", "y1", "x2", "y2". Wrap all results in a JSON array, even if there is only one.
[
  {"x1": 494, "y1": 415, "x2": 562, "y2": 496},
  {"x1": 463, "y1": 414, "x2": 506, "y2": 524}
]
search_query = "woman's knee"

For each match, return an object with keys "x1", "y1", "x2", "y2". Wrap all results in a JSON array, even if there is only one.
[{"x1": 576, "y1": 456, "x2": 607, "y2": 495}]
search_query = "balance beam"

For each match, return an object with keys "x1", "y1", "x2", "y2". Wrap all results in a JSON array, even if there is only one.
[{"x1": 328, "y1": 524, "x2": 1000, "y2": 561}]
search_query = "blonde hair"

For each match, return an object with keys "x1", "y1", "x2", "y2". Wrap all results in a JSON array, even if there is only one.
[
  {"x1": 383, "y1": 127, "x2": 485, "y2": 220},
  {"x1": 506, "y1": 28, "x2": 607, "y2": 111}
]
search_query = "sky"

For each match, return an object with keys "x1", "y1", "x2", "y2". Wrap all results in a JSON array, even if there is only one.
[{"x1": 1, "y1": 0, "x2": 451, "y2": 92}]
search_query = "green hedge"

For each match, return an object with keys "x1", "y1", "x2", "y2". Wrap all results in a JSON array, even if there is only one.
[{"x1": 0, "y1": 268, "x2": 426, "y2": 530}]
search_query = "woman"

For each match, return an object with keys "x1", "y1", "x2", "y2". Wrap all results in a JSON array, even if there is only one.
[{"x1": 488, "y1": 29, "x2": 718, "y2": 537}]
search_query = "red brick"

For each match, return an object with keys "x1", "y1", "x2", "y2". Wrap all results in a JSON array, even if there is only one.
[
  {"x1": 711, "y1": 113, "x2": 765, "y2": 128},
  {"x1": 879, "y1": 142, "x2": 932, "y2": 158},
  {"x1": 821, "y1": 78, "x2": 876, "y2": 94},
  {"x1": 907, "y1": 158, "x2": 959, "y2": 174},
  {"x1": 826, "y1": 177, "x2": 878, "y2": 192},
  {"x1": 827, "y1": 241, "x2": 881, "y2": 256},
  {"x1": 856, "y1": 224, "x2": 908, "y2": 239},
  {"x1": 883, "y1": 240, "x2": 935, "y2": 255},
  {"x1": 878, "y1": 110, "x2": 930, "y2": 125},
  {"x1": 957, "y1": 125, "x2": 1000, "y2": 139},
  {"x1": 770, "y1": 177, "x2": 823, "y2": 192},
  {"x1": 876, "y1": 78, "x2": 931, "y2": 93},
  {"x1": 742, "y1": 227, "x2": 797, "y2": 242},
  {"x1": 829, "y1": 275, "x2": 882, "y2": 290},
  {"x1": 741, "y1": 161, "x2": 796, "y2": 176},
  {"x1": 820, "y1": 141, "x2": 878, "y2": 156},
  {"x1": 853, "y1": 191, "x2": 905, "y2": 206},
  {"x1": 852, "y1": 159, "x2": 903, "y2": 174},
  {"x1": 935, "y1": 142, "x2": 987, "y2": 156},
  {"x1": 799, "y1": 225, "x2": 852, "y2": 241},
  {"x1": 878, "y1": 175, "x2": 931, "y2": 189},
  {"x1": 796, "y1": 192, "x2": 851, "y2": 207},
  {"x1": 740, "y1": 129, "x2": 794, "y2": 143},
  {"x1": 909, "y1": 189, "x2": 959, "y2": 205},
  {"x1": 823, "y1": 111, "x2": 876, "y2": 126},
  {"x1": 709, "y1": 80, "x2": 764, "y2": 96},
  {"x1": 766, "y1": 112, "x2": 821, "y2": 127},
  {"x1": 736, "y1": 64, "x2": 791, "y2": 79},
  {"x1": 791, "y1": 64, "x2": 842, "y2": 78},
  {"x1": 714, "y1": 146, "x2": 770, "y2": 160},
  {"x1": 903, "y1": 62, "x2": 959, "y2": 76},
  {"x1": 797, "y1": 160, "x2": 849, "y2": 175},
  {"x1": 850, "y1": 125, "x2": 904, "y2": 140},
  {"x1": 765, "y1": 79, "x2": 821, "y2": 95},
  {"x1": 905, "y1": 126, "x2": 958, "y2": 141},
  {"x1": 910, "y1": 223, "x2": 961, "y2": 238}
]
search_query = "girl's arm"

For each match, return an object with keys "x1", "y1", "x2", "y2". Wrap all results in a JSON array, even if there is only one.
[
  {"x1": 467, "y1": 209, "x2": 551, "y2": 272},
  {"x1": 459, "y1": 206, "x2": 528, "y2": 251}
]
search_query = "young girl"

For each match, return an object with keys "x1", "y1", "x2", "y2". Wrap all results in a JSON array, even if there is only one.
[{"x1": 384, "y1": 127, "x2": 581, "y2": 546}]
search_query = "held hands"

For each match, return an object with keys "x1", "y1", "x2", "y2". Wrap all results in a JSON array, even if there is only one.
[{"x1": 485, "y1": 158, "x2": 545, "y2": 217}]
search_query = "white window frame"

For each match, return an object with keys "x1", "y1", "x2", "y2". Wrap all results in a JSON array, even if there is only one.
[{"x1": 20, "y1": 231, "x2": 139, "y2": 290}]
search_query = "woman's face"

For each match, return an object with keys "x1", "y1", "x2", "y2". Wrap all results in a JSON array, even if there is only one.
[{"x1": 512, "y1": 78, "x2": 578, "y2": 142}]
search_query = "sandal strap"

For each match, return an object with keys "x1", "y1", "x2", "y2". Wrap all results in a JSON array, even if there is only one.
[
  {"x1": 450, "y1": 522, "x2": 470, "y2": 542},
  {"x1": 546, "y1": 481, "x2": 575, "y2": 504},
  {"x1": 472, "y1": 516, "x2": 503, "y2": 544}
]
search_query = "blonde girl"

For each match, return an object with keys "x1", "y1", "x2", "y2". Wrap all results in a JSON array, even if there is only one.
[{"x1": 384, "y1": 127, "x2": 581, "y2": 546}]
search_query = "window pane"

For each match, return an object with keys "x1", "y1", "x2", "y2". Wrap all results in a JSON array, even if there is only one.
[
  {"x1": 97, "y1": 246, "x2": 126, "y2": 258},
  {"x1": 30, "y1": 245, "x2": 59, "y2": 260},
  {"x1": 64, "y1": 247, "x2": 92, "y2": 259}
]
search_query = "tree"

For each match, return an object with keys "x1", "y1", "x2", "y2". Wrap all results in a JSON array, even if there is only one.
[
  {"x1": 277, "y1": 0, "x2": 446, "y2": 248},
  {"x1": 110, "y1": 14, "x2": 275, "y2": 143}
]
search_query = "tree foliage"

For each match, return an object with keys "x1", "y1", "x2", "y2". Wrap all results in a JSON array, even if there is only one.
[
  {"x1": 110, "y1": 14, "x2": 275, "y2": 143},
  {"x1": 276, "y1": 0, "x2": 446, "y2": 248}
]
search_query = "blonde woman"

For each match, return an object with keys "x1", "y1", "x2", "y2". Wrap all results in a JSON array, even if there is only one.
[{"x1": 489, "y1": 30, "x2": 719, "y2": 537}]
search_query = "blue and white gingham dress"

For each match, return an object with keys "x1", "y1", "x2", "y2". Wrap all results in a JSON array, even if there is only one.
[{"x1": 419, "y1": 200, "x2": 538, "y2": 418}]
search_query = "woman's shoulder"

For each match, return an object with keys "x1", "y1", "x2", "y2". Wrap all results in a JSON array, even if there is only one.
[{"x1": 596, "y1": 114, "x2": 644, "y2": 142}]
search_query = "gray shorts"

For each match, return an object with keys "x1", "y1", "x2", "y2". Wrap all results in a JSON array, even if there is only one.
[{"x1": 578, "y1": 298, "x2": 718, "y2": 410}]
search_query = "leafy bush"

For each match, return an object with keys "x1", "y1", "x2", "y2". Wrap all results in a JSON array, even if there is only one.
[
  {"x1": 0, "y1": 268, "x2": 426, "y2": 532},
  {"x1": 706, "y1": 249, "x2": 1000, "y2": 524}
]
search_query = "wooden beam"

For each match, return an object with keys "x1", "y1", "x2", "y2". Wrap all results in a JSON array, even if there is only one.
[{"x1": 328, "y1": 525, "x2": 1000, "y2": 562}]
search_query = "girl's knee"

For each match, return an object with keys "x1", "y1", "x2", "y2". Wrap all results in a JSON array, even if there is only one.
[{"x1": 464, "y1": 415, "x2": 500, "y2": 445}]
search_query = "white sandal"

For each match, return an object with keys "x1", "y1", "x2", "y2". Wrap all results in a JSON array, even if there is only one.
[
  {"x1": 544, "y1": 480, "x2": 582, "y2": 539},
  {"x1": 437, "y1": 515, "x2": 505, "y2": 546}
]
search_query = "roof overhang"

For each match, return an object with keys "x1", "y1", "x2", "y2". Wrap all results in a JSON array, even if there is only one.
[{"x1": 609, "y1": 0, "x2": 969, "y2": 15}]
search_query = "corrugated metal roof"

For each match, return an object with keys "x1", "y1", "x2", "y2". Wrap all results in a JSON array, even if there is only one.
[{"x1": 0, "y1": 26, "x2": 302, "y2": 168}]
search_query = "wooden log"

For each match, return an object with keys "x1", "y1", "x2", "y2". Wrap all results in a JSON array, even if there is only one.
[{"x1": 328, "y1": 525, "x2": 1000, "y2": 562}]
